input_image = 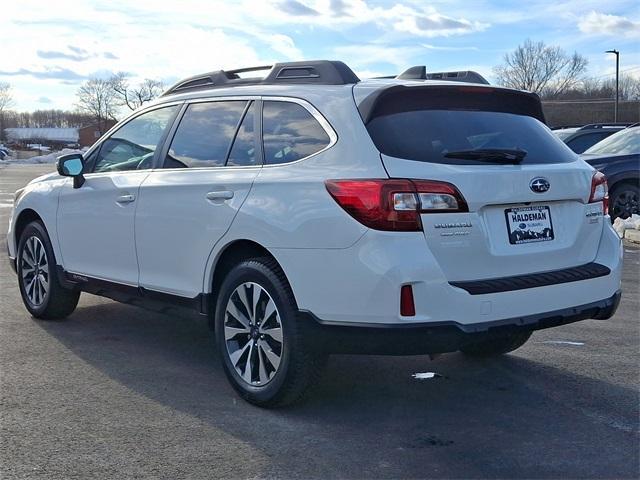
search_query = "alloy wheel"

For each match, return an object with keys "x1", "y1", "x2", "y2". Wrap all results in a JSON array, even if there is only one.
[
  {"x1": 224, "y1": 282, "x2": 283, "y2": 386},
  {"x1": 612, "y1": 190, "x2": 639, "y2": 219},
  {"x1": 21, "y1": 236, "x2": 49, "y2": 307}
]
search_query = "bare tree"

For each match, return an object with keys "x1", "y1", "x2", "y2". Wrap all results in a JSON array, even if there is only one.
[
  {"x1": 0, "y1": 82, "x2": 14, "y2": 114},
  {"x1": 109, "y1": 72, "x2": 164, "y2": 111},
  {"x1": 0, "y1": 82, "x2": 15, "y2": 142},
  {"x1": 75, "y1": 78, "x2": 119, "y2": 133},
  {"x1": 494, "y1": 39, "x2": 588, "y2": 98}
]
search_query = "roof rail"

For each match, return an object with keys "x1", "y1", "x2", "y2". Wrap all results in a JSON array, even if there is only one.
[
  {"x1": 396, "y1": 66, "x2": 490, "y2": 85},
  {"x1": 550, "y1": 124, "x2": 583, "y2": 130},
  {"x1": 162, "y1": 60, "x2": 360, "y2": 96},
  {"x1": 578, "y1": 122, "x2": 634, "y2": 130}
]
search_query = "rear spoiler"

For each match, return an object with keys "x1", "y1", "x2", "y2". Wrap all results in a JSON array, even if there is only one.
[{"x1": 357, "y1": 84, "x2": 546, "y2": 125}]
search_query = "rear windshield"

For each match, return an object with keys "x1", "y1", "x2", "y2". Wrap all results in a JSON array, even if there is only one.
[{"x1": 365, "y1": 87, "x2": 576, "y2": 165}]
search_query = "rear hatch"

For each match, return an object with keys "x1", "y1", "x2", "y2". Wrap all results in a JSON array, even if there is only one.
[{"x1": 358, "y1": 83, "x2": 603, "y2": 281}]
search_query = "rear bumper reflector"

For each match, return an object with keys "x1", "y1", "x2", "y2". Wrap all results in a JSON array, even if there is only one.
[{"x1": 449, "y1": 262, "x2": 611, "y2": 295}]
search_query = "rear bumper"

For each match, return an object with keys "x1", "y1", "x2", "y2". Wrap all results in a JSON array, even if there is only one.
[
  {"x1": 301, "y1": 290, "x2": 621, "y2": 355},
  {"x1": 274, "y1": 220, "x2": 623, "y2": 326}
]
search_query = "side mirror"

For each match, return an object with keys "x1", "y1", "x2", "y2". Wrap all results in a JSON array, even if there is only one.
[{"x1": 56, "y1": 153, "x2": 85, "y2": 188}]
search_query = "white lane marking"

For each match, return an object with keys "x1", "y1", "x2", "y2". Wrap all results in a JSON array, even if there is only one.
[
  {"x1": 412, "y1": 372, "x2": 442, "y2": 380},
  {"x1": 539, "y1": 340, "x2": 585, "y2": 346}
]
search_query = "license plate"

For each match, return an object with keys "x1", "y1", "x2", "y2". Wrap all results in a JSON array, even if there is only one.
[{"x1": 505, "y1": 206, "x2": 554, "y2": 245}]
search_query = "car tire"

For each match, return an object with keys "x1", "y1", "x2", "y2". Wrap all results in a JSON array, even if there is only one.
[
  {"x1": 609, "y1": 183, "x2": 639, "y2": 221},
  {"x1": 17, "y1": 221, "x2": 80, "y2": 320},
  {"x1": 214, "y1": 257, "x2": 326, "y2": 407},
  {"x1": 459, "y1": 331, "x2": 532, "y2": 357}
]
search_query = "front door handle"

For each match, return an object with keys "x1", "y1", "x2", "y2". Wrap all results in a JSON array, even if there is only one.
[
  {"x1": 116, "y1": 194, "x2": 136, "y2": 204},
  {"x1": 206, "y1": 190, "x2": 234, "y2": 201}
]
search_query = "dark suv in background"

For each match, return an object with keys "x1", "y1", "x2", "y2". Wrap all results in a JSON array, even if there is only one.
[
  {"x1": 553, "y1": 123, "x2": 633, "y2": 154},
  {"x1": 581, "y1": 125, "x2": 639, "y2": 220}
]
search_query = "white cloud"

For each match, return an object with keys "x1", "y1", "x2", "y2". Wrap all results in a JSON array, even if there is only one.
[{"x1": 578, "y1": 11, "x2": 640, "y2": 38}]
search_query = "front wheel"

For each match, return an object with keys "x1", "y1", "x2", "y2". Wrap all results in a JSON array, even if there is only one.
[
  {"x1": 17, "y1": 221, "x2": 80, "y2": 319},
  {"x1": 460, "y1": 331, "x2": 532, "y2": 357},
  {"x1": 214, "y1": 257, "x2": 325, "y2": 407}
]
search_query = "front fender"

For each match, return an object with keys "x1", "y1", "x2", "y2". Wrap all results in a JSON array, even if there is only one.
[{"x1": 9, "y1": 177, "x2": 66, "y2": 264}]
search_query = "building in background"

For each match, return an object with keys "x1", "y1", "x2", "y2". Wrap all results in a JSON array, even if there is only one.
[
  {"x1": 4, "y1": 120, "x2": 116, "y2": 149},
  {"x1": 78, "y1": 121, "x2": 116, "y2": 147},
  {"x1": 4, "y1": 127, "x2": 79, "y2": 149}
]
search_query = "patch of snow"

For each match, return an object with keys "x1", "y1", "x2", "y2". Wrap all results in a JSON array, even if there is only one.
[{"x1": 613, "y1": 214, "x2": 640, "y2": 237}]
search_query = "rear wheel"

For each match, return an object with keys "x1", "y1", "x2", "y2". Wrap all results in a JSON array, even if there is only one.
[
  {"x1": 460, "y1": 331, "x2": 532, "y2": 357},
  {"x1": 214, "y1": 257, "x2": 325, "y2": 407},
  {"x1": 609, "y1": 183, "x2": 639, "y2": 221},
  {"x1": 17, "y1": 221, "x2": 80, "y2": 319}
]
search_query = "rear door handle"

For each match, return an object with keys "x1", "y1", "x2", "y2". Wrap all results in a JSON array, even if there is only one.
[
  {"x1": 116, "y1": 194, "x2": 136, "y2": 204},
  {"x1": 206, "y1": 190, "x2": 234, "y2": 201}
]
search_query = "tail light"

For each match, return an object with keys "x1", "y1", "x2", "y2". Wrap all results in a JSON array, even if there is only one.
[
  {"x1": 325, "y1": 179, "x2": 468, "y2": 231},
  {"x1": 589, "y1": 171, "x2": 609, "y2": 215}
]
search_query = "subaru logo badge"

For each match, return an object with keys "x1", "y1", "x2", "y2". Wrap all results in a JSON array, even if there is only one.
[{"x1": 530, "y1": 177, "x2": 550, "y2": 193}]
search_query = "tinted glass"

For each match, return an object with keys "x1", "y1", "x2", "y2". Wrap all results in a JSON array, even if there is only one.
[
  {"x1": 566, "y1": 132, "x2": 611, "y2": 153},
  {"x1": 262, "y1": 101, "x2": 330, "y2": 165},
  {"x1": 584, "y1": 127, "x2": 640, "y2": 155},
  {"x1": 93, "y1": 106, "x2": 177, "y2": 173},
  {"x1": 367, "y1": 110, "x2": 577, "y2": 165},
  {"x1": 165, "y1": 101, "x2": 246, "y2": 168},
  {"x1": 227, "y1": 102, "x2": 258, "y2": 166}
]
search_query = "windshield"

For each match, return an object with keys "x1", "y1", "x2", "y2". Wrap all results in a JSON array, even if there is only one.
[
  {"x1": 367, "y1": 110, "x2": 577, "y2": 165},
  {"x1": 583, "y1": 127, "x2": 640, "y2": 155}
]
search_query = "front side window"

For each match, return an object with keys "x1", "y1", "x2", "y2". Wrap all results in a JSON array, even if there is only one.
[
  {"x1": 262, "y1": 101, "x2": 330, "y2": 165},
  {"x1": 93, "y1": 106, "x2": 178, "y2": 173},
  {"x1": 165, "y1": 101, "x2": 247, "y2": 168}
]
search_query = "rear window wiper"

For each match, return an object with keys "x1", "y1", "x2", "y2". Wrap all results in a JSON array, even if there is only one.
[{"x1": 443, "y1": 148, "x2": 528, "y2": 163}]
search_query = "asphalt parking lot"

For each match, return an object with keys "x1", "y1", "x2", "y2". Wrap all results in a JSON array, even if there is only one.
[{"x1": 0, "y1": 164, "x2": 638, "y2": 479}]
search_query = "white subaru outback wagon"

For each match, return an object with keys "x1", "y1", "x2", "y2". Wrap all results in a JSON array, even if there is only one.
[{"x1": 7, "y1": 61, "x2": 622, "y2": 407}]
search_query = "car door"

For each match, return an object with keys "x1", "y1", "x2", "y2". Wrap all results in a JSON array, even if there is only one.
[
  {"x1": 57, "y1": 104, "x2": 180, "y2": 285},
  {"x1": 135, "y1": 98, "x2": 262, "y2": 298}
]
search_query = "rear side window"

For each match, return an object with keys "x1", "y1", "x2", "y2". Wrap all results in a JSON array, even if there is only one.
[
  {"x1": 262, "y1": 101, "x2": 330, "y2": 164},
  {"x1": 165, "y1": 101, "x2": 247, "y2": 168},
  {"x1": 365, "y1": 87, "x2": 576, "y2": 165}
]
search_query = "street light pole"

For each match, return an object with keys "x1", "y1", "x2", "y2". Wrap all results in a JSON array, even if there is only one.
[{"x1": 606, "y1": 49, "x2": 620, "y2": 122}]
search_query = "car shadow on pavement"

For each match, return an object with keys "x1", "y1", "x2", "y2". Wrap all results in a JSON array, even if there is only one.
[{"x1": 34, "y1": 299, "x2": 640, "y2": 479}]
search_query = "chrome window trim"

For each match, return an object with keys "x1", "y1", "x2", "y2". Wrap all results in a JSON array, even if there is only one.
[
  {"x1": 82, "y1": 95, "x2": 338, "y2": 175},
  {"x1": 158, "y1": 95, "x2": 337, "y2": 172}
]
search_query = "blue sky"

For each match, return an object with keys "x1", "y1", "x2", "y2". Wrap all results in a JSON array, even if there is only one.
[{"x1": 2, "y1": 0, "x2": 639, "y2": 112}]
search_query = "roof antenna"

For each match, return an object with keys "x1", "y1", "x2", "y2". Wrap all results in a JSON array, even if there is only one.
[{"x1": 397, "y1": 66, "x2": 426, "y2": 80}]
